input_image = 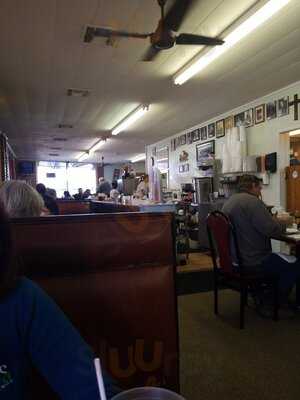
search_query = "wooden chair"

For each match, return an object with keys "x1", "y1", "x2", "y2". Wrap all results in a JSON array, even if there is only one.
[{"x1": 206, "y1": 210, "x2": 279, "y2": 329}]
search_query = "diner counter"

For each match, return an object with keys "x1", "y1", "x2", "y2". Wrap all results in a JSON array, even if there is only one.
[
  {"x1": 90, "y1": 200, "x2": 179, "y2": 213},
  {"x1": 90, "y1": 200, "x2": 140, "y2": 213},
  {"x1": 138, "y1": 203, "x2": 177, "y2": 213}
]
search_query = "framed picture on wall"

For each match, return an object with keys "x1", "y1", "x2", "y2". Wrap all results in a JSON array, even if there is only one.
[
  {"x1": 200, "y1": 126, "x2": 207, "y2": 141},
  {"x1": 255, "y1": 104, "x2": 265, "y2": 124},
  {"x1": 278, "y1": 96, "x2": 289, "y2": 117},
  {"x1": 216, "y1": 119, "x2": 225, "y2": 138},
  {"x1": 244, "y1": 108, "x2": 254, "y2": 127},
  {"x1": 180, "y1": 134, "x2": 186, "y2": 145},
  {"x1": 196, "y1": 140, "x2": 215, "y2": 162},
  {"x1": 187, "y1": 131, "x2": 193, "y2": 144},
  {"x1": 266, "y1": 101, "x2": 277, "y2": 120},
  {"x1": 234, "y1": 112, "x2": 245, "y2": 127},
  {"x1": 176, "y1": 136, "x2": 181, "y2": 148},
  {"x1": 183, "y1": 163, "x2": 189, "y2": 172},
  {"x1": 192, "y1": 129, "x2": 200, "y2": 142},
  {"x1": 208, "y1": 123, "x2": 215, "y2": 138},
  {"x1": 170, "y1": 138, "x2": 176, "y2": 151},
  {"x1": 225, "y1": 115, "x2": 234, "y2": 130}
]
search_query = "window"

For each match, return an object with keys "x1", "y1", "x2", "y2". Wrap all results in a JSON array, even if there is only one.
[{"x1": 37, "y1": 162, "x2": 96, "y2": 198}]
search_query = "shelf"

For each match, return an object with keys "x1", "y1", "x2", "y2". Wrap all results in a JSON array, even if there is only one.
[{"x1": 220, "y1": 171, "x2": 257, "y2": 175}]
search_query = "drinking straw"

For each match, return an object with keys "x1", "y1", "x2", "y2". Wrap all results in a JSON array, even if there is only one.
[{"x1": 94, "y1": 358, "x2": 107, "y2": 400}]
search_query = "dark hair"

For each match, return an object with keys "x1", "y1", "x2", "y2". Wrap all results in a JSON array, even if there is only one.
[
  {"x1": 238, "y1": 175, "x2": 262, "y2": 192},
  {"x1": 36, "y1": 183, "x2": 46, "y2": 195},
  {"x1": 0, "y1": 202, "x2": 17, "y2": 298},
  {"x1": 112, "y1": 181, "x2": 118, "y2": 189}
]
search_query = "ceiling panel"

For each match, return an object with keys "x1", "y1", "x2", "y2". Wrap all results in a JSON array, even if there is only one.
[{"x1": 0, "y1": 0, "x2": 300, "y2": 162}]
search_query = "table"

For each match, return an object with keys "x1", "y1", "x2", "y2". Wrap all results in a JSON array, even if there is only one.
[{"x1": 274, "y1": 233, "x2": 300, "y2": 303}]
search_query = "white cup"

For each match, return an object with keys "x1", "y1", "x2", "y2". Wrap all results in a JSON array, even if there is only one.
[{"x1": 112, "y1": 387, "x2": 186, "y2": 400}]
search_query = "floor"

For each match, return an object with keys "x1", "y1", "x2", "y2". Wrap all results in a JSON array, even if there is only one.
[
  {"x1": 178, "y1": 289, "x2": 300, "y2": 400},
  {"x1": 177, "y1": 252, "x2": 213, "y2": 274}
]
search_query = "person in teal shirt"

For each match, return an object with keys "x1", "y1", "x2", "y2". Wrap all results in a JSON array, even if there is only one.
[{"x1": 0, "y1": 203, "x2": 119, "y2": 399}]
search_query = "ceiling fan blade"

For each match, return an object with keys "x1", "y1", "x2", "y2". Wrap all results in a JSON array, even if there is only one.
[
  {"x1": 176, "y1": 33, "x2": 224, "y2": 46},
  {"x1": 164, "y1": 0, "x2": 195, "y2": 32},
  {"x1": 84, "y1": 26, "x2": 150, "y2": 42},
  {"x1": 141, "y1": 45, "x2": 161, "y2": 61}
]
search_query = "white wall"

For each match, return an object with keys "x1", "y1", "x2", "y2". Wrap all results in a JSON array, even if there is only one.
[{"x1": 147, "y1": 80, "x2": 300, "y2": 208}]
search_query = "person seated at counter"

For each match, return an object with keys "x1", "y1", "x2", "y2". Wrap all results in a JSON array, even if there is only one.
[
  {"x1": 96, "y1": 177, "x2": 111, "y2": 197},
  {"x1": 83, "y1": 189, "x2": 91, "y2": 199},
  {"x1": 36, "y1": 183, "x2": 59, "y2": 215},
  {"x1": 222, "y1": 174, "x2": 300, "y2": 315},
  {"x1": 0, "y1": 180, "x2": 45, "y2": 218},
  {"x1": 110, "y1": 181, "x2": 119, "y2": 202},
  {"x1": 73, "y1": 188, "x2": 84, "y2": 200},
  {"x1": 46, "y1": 187, "x2": 57, "y2": 199},
  {"x1": 0, "y1": 202, "x2": 119, "y2": 399},
  {"x1": 63, "y1": 190, "x2": 72, "y2": 199}
]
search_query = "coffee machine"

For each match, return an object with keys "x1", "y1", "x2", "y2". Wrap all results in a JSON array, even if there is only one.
[{"x1": 193, "y1": 177, "x2": 213, "y2": 204}]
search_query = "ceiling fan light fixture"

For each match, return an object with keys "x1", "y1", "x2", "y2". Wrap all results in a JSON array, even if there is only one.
[
  {"x1": 174, "y1": 0, "x2": 291, "y2": 85},
  {"x1": 112, "y1": 105, "x2": 150, "y2": 136},
  {"x1": 130, "y1": 154, "x2": 146, "y2": 163}
]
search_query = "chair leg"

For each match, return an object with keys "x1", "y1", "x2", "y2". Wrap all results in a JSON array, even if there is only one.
[
  {"x1": 245, "y1": 285, "x2": 249, "y2": 306},
  {"x1": 214, "y1": 280, "x2": 219, "y2": 315},
  {"x1": 240, "y1": 286, "x2": 247, "y2": 329},
  {"x1": 273, "y1": 280, "x2": 279, "y2": 321}
]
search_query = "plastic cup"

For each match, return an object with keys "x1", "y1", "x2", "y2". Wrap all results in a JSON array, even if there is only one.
[{"x1": 112, "y1": 387, "x2": 186, "y2": 400}]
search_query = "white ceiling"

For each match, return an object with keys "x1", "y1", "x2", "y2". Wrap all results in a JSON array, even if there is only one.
[{"x1": 0, "y1": 0, "x2": 300, "y2": 163}]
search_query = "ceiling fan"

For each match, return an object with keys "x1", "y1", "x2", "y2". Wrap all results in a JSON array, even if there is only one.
[{"x1": 83, "y1": 0, "x2": 224, "y2": 61}]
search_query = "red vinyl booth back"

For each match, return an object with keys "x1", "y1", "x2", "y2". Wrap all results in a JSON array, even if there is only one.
[{"x1": 10, "y1": 212, "x2": 179, "y2": 398}]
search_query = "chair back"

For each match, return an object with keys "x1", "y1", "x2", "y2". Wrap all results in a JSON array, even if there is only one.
[{"x1": 206, "y1": 211, "x2": 242, "y2": 275}]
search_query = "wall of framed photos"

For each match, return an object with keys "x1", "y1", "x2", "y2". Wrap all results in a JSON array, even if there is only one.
[{"x1": 147, "y1": 79, "x2": 300, "y2": 207}]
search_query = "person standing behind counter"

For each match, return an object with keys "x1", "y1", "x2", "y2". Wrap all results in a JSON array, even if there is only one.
[
  {"x1": 134, "y1": 175, "x2": 149, "y2": 199},
  {"x1": 96, "y1": 177, "x2": 111, "y2": 197},
  {"x1": 110, "y1": 181, "x2": 119, "y2": 202},
  {"x1": 222, "y1": 174, "x2": 300, "y2": 311}
]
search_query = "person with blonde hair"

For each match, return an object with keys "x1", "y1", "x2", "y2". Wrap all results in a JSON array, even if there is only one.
[{"x1": 0, "y1": 180, "x2": 44, "y2": 218}]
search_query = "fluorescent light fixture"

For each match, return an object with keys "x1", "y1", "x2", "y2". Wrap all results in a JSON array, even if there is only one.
[
  {"x1": 77, "y1": 152, "x2": 90, "y2": 162},
  {"x1": 112, "y1": 105, "x2": 150, "y2": 136},
  {"x1": 174, "y1": 0, "x2": 291, "y2": 85},
  {"x1": 89, "y1": 139, "x2": 105, "y2": 154},
  {"x1": 131, "y1": 154, "x2": 146, "y2": 163},
  {"x1": 289, "y1": 129, "x2": 300, "y2": 136}
]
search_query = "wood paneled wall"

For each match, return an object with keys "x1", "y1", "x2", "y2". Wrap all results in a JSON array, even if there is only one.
[{"x1": 286, "y1": 166, "x2": 300, "y2": 212}]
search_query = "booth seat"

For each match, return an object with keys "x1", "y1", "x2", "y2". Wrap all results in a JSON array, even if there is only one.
[{"x1": 10, "y1": 212, "x2": 179, "y2": 398}]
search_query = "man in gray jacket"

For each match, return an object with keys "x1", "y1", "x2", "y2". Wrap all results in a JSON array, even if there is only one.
[{"x1": 222, "y1": 175, "x2": 300, "y2": 308}]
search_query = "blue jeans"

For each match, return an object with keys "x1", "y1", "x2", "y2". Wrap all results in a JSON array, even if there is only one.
[{"x1": 261, "y1": 253, "x2": 300, "y2": 295}]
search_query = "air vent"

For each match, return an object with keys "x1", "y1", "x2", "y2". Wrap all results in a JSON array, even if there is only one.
[
  {"x1": 50, "y1": 147, "x2": 62, "y2": 150},
  {"x1": 49, "y1": 153, "x2": 59, "y2": 157},
  {"x1": 58, "y1": 123, "x2": 73, "y2": 129},
  {"x1": 67, "y1": 88, "x2": 90, "y2": 97},
  {"x1": 53, "y1": 137, "x2": 67, "y2": 142}
]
